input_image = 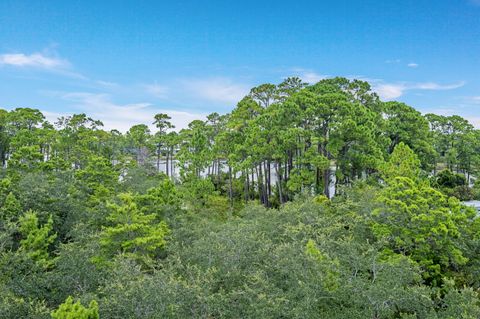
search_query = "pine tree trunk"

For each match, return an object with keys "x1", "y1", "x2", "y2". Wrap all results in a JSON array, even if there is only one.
[
  {"x1": 275, "y1": 162, "x2": 284, "y2": 204},
  {"x1": 166, "y1": 151, "x2": 169, "y2": 177},
  {"x1": 244, "y1": 170, "x2": 249, "y2": 203},
  {"x1": 263, "y1": 161, "x2": 270, "y2": 207},
  {"x1": 267, "y1": 160, "x2": 271, "y2": 197},
  {"x1": 228, "y1": 165, "x2": 233, "y2": 208},
  {"x1": 255, "y1": 165, "x2": 262, "y2": 204}
]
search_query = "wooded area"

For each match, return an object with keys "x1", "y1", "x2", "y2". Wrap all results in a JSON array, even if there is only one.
[{"x1": 2, "y1": 77, "x2": 480, "y2": 318}]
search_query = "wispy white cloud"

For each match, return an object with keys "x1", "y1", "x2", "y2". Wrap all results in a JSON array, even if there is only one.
[
  {"x1": 0, "y1": 52, "x2": 68, "y2": 68},
  {"x1": 470, "y1": 0, "x2": 480, "y2": 5},
  {"x1": 144, "y1": 83, "x2": 169, "y2": 98},
  {"x1": 290, "y1": 68, "x2": 327, "y2": 84},
  {"x1": 460, "y1": 96, "x2": 480, "y2": 105},
  {"x1": 0, "y1": 50, "x2": 88, "y2": 80},
  {"x1": 414, "y1": 81, "x2": 465, "y2": 90},
  {"x1": 386, "y1": 60, "x2": 419, "y2": 68},
  {"x1": 299, "y1": 71, "x2": 327, "y2": 84},
  {"x1": 374, "y1": 81, "x2": 465, "y2": 100},
  {"x1": 470, "y1": 96, "x2": 480, "y2": 104},
  {"x1": 96, "y1": 80, "x2": 119, "y2": 88},
  {"x1": 51, "y1": 92, "x2": 205, "y2": 132},
  {"x1": 374, "y1": 84, "x2": 406, "y2": 100},
  {"x1": 181, "y1": 77, "x2": 249, "y2": 104},
  {"x1": 284, "y1": 71, "x2": 465, "y2": 101}
]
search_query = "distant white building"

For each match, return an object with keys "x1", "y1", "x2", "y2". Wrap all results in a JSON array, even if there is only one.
[{"x1": 462, "y1": 200, "x2": 480, "y2": 211}]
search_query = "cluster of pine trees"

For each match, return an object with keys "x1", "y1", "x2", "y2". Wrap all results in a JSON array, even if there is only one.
[{"x1": 1, "y1": 77, "x2": 480, "y2": 318}]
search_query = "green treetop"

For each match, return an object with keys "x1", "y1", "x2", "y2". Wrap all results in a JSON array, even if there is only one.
[
  {"x1": 0, "y1": 192, "x2": 22, "y2": 222},
  {"x1": 18, "y1": 210, "x2": 57, "y2": 268},
  {"x1": 373, "y1": 177, "x2": 475, "y2": 286},
  {"x1": 99, "y1": 193, "x2": 170, "y2": 264},
  {"x1": 51, "y1": 296, "x2": 99, "y2": 319},
  {"x1": 380, "y1": 142, "x2": 421, "y2": 181}
]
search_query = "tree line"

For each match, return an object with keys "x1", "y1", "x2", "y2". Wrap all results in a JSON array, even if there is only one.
[
  {"x1": 1, "y1": 77, "x2": 480, "y2": 318},
  {"x1": 1, "y1": 77, "x2": 479, "y2": 206}
]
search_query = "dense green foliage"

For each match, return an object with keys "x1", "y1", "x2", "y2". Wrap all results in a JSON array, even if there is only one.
[
  {"x1": 51, "y1": 296, "x2": 99, "y2": 319},
  {"x1": 1, "y1": 77, "x2": 480, "y2": 318}
]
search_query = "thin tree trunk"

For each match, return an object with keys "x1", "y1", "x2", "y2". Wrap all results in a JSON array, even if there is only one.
[
  {"x1": 255, "y1": 165, "x2": 262, "y2": 204},
  {"x1": 322, "y1": 124, "x2": 330, "y2": 198},
  {"x1": 251, "y1": 169, "x2": 255, "y2": 198},
  {"x1": 156, "y1": 145, "x2": 160, "y2": 172},
  {"x1": 228, "y1": 165, "x2": 233, "y2": 209},
  {"x1": 166, "y1": 151, "x2": 169, "y2": 177},
  {"x1": 244, "y1": 169, "x2": 249, "y2": 203},
  {"x1": 323, "y1": 167, "x2": 330, "y2": 198},
  {"x1": 263, "y1": 161, "x2": 270, "y2": 207},
  {"x1": 316, "y1": 142, "x2": 321, "y2": 193},
  {"x1": 275, "y1": 162, "x2": 284, "y2": 204},
  {"x1": 258, "y1": 164, "x2": 267, "y2": 206},
  {"x1": 267, "y1": 160, "x2": 272, "y2": 197},
  {"x1": 335, "y1": 163, "x2": 341, "y2": 196}
]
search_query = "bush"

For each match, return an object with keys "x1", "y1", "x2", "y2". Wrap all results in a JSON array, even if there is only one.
[
  {"x1": 432, "y1": 170, "x2": 473, "y2": 200},
  {"x1": 433, "y1": 169, "x2": 466, "y2": 188}
]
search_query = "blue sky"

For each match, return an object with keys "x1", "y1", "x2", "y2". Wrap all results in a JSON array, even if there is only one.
[{"x1": 0, "y1": 0, "x2": 479, "y2": 130}]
